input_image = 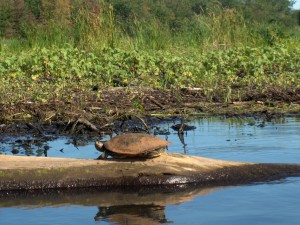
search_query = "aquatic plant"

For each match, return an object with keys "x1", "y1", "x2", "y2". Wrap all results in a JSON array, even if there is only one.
[{"x1": 0, "y1": 44, "x2": 299, "y2": 105}]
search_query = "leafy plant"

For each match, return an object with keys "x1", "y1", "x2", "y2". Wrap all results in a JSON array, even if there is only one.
[{"x1": 1, "y1": 44, "x2": 300, "y2": 105}]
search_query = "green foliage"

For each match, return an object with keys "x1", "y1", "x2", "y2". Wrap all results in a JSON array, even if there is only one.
[
  {"x1": 0, "y1": 0, "x2": 299, "y2": 51},
  {"x1": 242, "y1": 0, "x2": 295, "y2": 26},
  {"x1": 0, "y1": 0, "x2": 300, "y2": 105},
  {"x1": 1, "y1": 44, "x2": 300, "y2": 104}
]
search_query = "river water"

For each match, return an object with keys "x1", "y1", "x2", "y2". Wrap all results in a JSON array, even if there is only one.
[{"x1": 1, "y1": 116, "x2": 300, "y2": 225}]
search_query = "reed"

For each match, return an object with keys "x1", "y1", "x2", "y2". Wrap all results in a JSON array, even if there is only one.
[{"x1": 1, "y1": 0, "x2": 298, "y2": 52}]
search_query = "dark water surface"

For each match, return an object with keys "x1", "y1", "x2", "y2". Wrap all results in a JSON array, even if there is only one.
[{"x1": 1, "y1": 116, "x2": 300, "y2": 225}]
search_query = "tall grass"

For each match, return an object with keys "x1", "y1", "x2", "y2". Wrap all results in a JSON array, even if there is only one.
[
  {"x1": 0, "y1": 1, "x2": 299, "y2": 53},
  {"x1": 185, "y1": 5, "x2": 253, "y2": 50}
]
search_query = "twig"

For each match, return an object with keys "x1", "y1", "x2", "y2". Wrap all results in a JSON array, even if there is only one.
[
  {"x1": 134, "y1": 115, "x2": 151, "y2": 133},
  {"x1": 144, "y1": 95, "x2": 165, "y2": 109},
  {"x1": 26, "y1": 123, "x2": 45, "y2": 136},
  {"x1": 77, "y1": 118, "x2": 99, "y2": 132},
  {"x1": 44, "y1": 112, "x2": 57, "y2": 122},
  {"x1": 99, "y1": 123, "x2": 113, "y2": 130},
  {"x1": 70, "y1": 119, "x2": 79, "y2": 134}
]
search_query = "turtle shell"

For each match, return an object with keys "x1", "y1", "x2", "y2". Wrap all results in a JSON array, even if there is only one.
[{"x1": 104, "y1": 133, "x2": 171, "y2": 156}]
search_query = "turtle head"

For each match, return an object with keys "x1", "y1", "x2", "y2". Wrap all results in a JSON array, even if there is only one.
[{"x1": 95, "y1": 141, "x2": 104, "y2": 152}]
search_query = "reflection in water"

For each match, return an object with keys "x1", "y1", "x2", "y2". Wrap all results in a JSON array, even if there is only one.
[
  {"x1": 95, "y1": 205, "x2": 170, "y2": 224},
  {"x1": 1, "y1": 185, "x2": 223, "y2": 225},
  {"x1": 177, "y1": 131, "x2": 187, "y2": 154}
]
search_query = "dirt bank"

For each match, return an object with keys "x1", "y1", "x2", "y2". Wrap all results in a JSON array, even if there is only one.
[{"x1": 1, "y1": 88, "x2": 299, "y2": 137}]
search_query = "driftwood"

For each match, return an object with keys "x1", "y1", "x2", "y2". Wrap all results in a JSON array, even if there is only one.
[
  {"x1": 71, "y1": 117, "x2": 99, "y2": 133},
  {"x1": 1, "y1": 154, "x2": 300, "y2": 191}
]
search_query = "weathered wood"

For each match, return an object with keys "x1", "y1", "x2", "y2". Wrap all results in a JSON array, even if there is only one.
[{"x1": 1, "y1": 154, "x2": 300, "y2": 191}]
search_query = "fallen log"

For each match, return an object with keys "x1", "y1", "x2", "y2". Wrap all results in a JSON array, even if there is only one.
[{"x1": 1, "y1": 154, "x2": 300, "y2": 191}]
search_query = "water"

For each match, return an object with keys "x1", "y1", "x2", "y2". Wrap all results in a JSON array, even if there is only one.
[
  {"x1": 167, "y1": 116, "x2": 300, "y2": 163},
  {"x1": 167, "y1": 178, "x2": 300, "y2": 225},
  {"x1": 1, "y1": 116, "x2": 300, "y2": 225}
]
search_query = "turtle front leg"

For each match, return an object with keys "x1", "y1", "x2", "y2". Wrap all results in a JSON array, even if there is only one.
[{"x1": 97, "y1": 150, "x2": 108, "y2": 160}]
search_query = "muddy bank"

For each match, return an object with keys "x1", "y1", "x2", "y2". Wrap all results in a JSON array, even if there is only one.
[
  {"x1": 1, "y1": 88, "x2": 300, "y2": 137},
  {"x1": 1, "y1": 154, "x2": 300, "y2": 191}
]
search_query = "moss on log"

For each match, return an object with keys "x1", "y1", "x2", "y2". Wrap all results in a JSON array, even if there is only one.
[{"x1": 1, "y1": 154, "x2": 300, "y2": 191}]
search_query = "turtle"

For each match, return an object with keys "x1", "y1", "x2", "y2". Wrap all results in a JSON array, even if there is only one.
[{"x1": 95, "y1": 133, "x2": 171, "y2": 159}]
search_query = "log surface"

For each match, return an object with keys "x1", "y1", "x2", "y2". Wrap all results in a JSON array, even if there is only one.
[{"x1": 1, "y1": 154, "x2": 300, "y2": 191}]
